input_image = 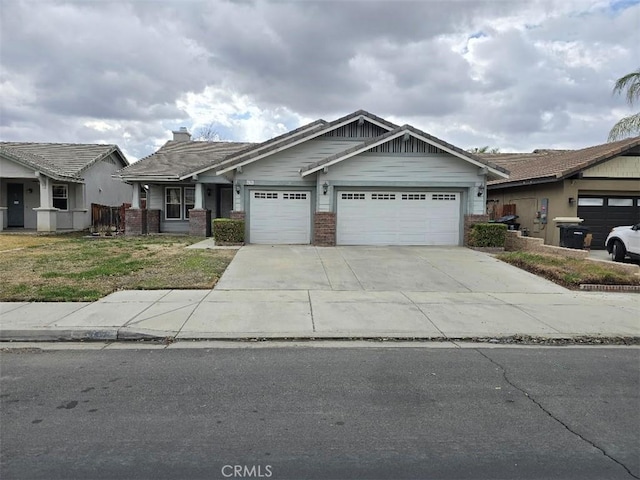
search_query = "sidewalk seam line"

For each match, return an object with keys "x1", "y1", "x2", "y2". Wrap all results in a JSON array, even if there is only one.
[
  {"x1": 315, "y1": 247, "x2": 334, "y2": 291},
  {"x1": 336, "y1": 247, "x2": 365, "y2": 291},
  {"x1": 174, "y1": 291, "x2": 211, "y2": 338},
  {"x1": 308, "y1": 290, "x2": 316, "y2": 333},
  {"x1": 475, "y1": 348, "x2": 639, "y2": 479},
  {"x1": 401, "y1": 292, "x2": 448, "y2": 339}
]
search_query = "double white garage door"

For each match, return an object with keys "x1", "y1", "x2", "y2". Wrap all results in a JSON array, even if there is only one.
[{"x1": 249, "y1": 190, "x2": 460, "y2": 245}]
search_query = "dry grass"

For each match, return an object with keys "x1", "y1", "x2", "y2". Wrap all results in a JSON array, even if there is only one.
[
  {"x1": 0, "y1": 234, "x2": 236, "y2": 301},
  {"x1": 496, "y1": 251, "x2": 640, "y2": 289},
  {"x1": 0, "y1": 234, "x2": 69, "y2": 252}
]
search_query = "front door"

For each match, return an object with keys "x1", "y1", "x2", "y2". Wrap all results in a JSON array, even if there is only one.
[
  {"x1": 218, "y1": 187, "x2": 233, "y2": 218},
  {"x1": 7, "y1": 183, "x2": 24, "y2": 227}
]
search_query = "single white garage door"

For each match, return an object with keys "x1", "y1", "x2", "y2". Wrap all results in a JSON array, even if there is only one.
[
  {"x1": 337, "y1": 191, "x2": 460, "y2": 245},
  {"x1": 249, "y1": 190, "x2": 311, "y2": 244}
]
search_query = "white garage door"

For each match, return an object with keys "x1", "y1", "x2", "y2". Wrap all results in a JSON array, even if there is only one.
[
  {"x1": 337, "y1": 191, "x2": 460, "y2": 245},
  {"x1": 249, "y1": 190, "x2": 311, "y2": 244}
]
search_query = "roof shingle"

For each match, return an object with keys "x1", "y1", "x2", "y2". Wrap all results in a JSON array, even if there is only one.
[
  {"x1": 485, "y1": 136, "x2": 640, "y2": 187},
  {"x1": 0, "y1": 142, "x2": 126, "y2": 181}
]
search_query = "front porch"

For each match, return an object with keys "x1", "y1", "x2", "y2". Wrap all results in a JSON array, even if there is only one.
[
  {"x1": 124, "y1": 182, "x2": 233, "y2": 237},
  {"x1": 0, "y1": 177, "x2": 87, "y2": 233}
]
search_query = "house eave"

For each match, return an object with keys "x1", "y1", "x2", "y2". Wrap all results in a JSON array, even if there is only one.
[{"x1": 487, "y1": 176, "x2": 558, "y2": 190}]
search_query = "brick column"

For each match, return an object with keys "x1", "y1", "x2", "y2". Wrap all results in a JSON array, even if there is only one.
[
  {"x1": 230, "y1": 211, "x2": 245, "y2": 221},
  {"x1": 125, "y1": 209, "x2": 147, "y2": 236},
  {"x1": 314, "y1": 212, "x2": 336, "y2": 246},
  {"x1": 147, "y1": 209, "x2": 160, "y2": 234},
  {"x1": 464, "y1": 214, "x2": 489, "y2": 246},
  {"x1": 189, "y1": 209, "x2": 211, "y2": 236}
]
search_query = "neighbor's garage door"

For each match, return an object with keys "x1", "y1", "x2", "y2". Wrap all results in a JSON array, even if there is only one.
[
  {"x1": 578, "y1": 195, "x2": 640, "y2": 249},
  {"x1": 249, "y1": 190, "x2": 311, "y2": 244},
  {"x1": 337, "y1": 191, "x2": 460, "y2": 245}
]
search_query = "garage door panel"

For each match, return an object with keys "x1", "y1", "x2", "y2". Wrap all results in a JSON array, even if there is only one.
[
  {"x1": 578, "y1": 196, "x2": 640, "y2": 250},
  {"x1": 249, "y1": 191, "x2": 311, "y2": 244},
  {"x1": 337, "y1": 191, "x2": 460, "y2": 246}
]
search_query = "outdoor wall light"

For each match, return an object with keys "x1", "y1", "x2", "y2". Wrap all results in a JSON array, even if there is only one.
[
  {"x1": 322, "y1": 182, "x2": 329, "y2": 195},
  {"x1": 206, "y1": 188, "x2": 211, "y2": 197},
  {"x1": 568, "y1": 197, "x2": 575, "y2": 205},
  {"x1": 27, "y1": 188, "x2": 33, "y2": 194},
  {"x1": 235, "y1": 184, "x2": 241, "y2": 194},
  {"x1": 477, "y1": 185, "x2": 485, "y2": 197}
]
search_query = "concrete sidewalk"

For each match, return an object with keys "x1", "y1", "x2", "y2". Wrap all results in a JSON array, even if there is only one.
[{"x1": 1, "y1": 288, "x2": 638, "y2": 342}]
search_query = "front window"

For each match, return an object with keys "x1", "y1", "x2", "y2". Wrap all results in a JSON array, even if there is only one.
[
  {"x1": 52, "y1": 185, "x2": 68, "y2": 210},
  {"x1": 165, "y1": 187, "x2": 181, "y2": 219},
  {"x1": 184, "y1": 187, "x2": 195, "y2": 219}
]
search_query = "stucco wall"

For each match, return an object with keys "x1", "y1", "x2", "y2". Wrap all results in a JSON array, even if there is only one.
[{"x1": 488, "y1": 178, "x2": 640, "y2": 246}]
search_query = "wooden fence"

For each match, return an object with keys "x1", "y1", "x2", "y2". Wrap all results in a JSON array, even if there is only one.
[{"x1": 91, "y1": 203, "x2": 124, "y2": 233}]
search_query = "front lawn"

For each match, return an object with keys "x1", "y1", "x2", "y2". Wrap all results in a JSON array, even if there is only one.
[
  {"x1": 0, "y1": 234, "x2": 236, "y2": 301},
  {"x1": 496, "y1": 251, "x2": 640, "y2": 289}
]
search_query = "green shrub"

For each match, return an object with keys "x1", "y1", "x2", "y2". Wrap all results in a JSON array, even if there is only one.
[
  {"x1": 213, "y1": 219, "x2": 244, "y2": 244},
  {"x1": 468, "y1": 223, "x2": 507, "y2": 247}
]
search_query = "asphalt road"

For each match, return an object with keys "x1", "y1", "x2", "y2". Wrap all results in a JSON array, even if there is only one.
[{"x1": 1, "y1": 346, "x2": 638, "y2": 480}]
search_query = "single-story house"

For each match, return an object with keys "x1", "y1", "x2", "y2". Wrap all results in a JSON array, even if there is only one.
[
  {"x1": 0, "y1": 142, "x2": 131, "y2": 232},
  {"x1": 485, "y1": 136, "x2": 640, "y2": 249},
  {"x1": 115, "y1": 110, "x2": 509, "y2": 245}
]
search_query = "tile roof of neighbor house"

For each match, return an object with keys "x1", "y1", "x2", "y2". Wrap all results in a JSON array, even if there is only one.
[
  {"x1": 300, "y1": 124, "x2": 510, "y2": 179},
  {"x1": 117, "y1": 140, "x2": 255, "y2": 180},
  {"x1": 0, "y1": 142, "x2": 127, "y2": 182},
  {"x1": 484, "y1": 136, "x2": 640, "y2": 188}
]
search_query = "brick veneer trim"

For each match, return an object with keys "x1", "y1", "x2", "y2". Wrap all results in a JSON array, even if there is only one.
[
  {"x1": 125, "y1": 209, "x2": 147, "y2": 236},
  {"x1": 230, "y1": 211, "x2": 246, "y2": 221},
  {"x1": 314, "y1": 212, "x2": 336, "y2": 246},
  {"x1": 189, "y1": 209, "x2": 212, "y2": 237}
]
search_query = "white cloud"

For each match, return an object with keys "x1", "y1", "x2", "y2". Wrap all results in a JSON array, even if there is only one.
[{"x1": 1, "y1": 0, "x2": 638, "y2": 160}]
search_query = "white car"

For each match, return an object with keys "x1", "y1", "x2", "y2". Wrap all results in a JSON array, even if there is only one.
[{"x1": 605, "y1": 223, "x2": 640, "y2": 262}]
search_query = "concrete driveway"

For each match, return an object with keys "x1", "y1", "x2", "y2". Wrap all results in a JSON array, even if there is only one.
[{"x1": 216, "y1": 245, "x2": 566, "y2": 293}]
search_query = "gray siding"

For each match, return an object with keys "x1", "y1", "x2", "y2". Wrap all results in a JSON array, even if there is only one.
[
  {"x1": 324, "y1": 153, "x2": 481, "y2": 182},
  {"x1": 160, "y1": 219, "x2": 189, "y2": 233},
  {"x1": 0, "y1": 156, "x2": 37, "y2": 178},
  {"x1": 237, "y1": 138, "x2": 358, "y2": 181}
]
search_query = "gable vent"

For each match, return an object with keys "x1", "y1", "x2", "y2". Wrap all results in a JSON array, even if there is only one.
[
  {"x1": 368, "y1": 137, "x2": 445, "y2": 154},
  {"x1": 322, "y1": 120, "x2": 388, "y2": 139}
]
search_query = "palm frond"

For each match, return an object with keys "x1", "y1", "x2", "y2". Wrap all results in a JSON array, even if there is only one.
[
  {"x1": 608, "y1": 112, "x2": 640, "y2": 141},
  {"x1": 612, "y1": 69, "x2": 640, "y2": 106}
]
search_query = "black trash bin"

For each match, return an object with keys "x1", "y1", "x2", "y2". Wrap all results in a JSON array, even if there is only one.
[
  {"x1": 558, "y1": 224, "x2": 590, "y2": 249},
  {"x1": 495, "y1": 214, "x2": 520, "y2": 231}
]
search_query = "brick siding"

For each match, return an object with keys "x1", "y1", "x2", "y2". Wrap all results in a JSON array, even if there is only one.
[
  {"x1": 189, "y1": 209, "x2": 211, "y2": 237},
  {"x1": 314, "y1": 212, "x2": 336, "y2": 246},
  {"x1": 230, "y1": 211, "x2": 246, "y2": 221},
  {"x1": 125, "y1": 209, "x2": 147, "y2": 236}
]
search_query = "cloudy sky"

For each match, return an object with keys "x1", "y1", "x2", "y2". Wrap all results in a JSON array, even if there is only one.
[{"x1": 1, "y1": 0, "x2": 639, "y2": 161}]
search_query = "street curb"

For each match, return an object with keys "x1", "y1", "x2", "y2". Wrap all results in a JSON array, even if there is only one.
[
  {"x1": 0, "y1": 328, "x2": 117, "y2": 342},
  {"x1": 579, "y1": 284, "x2": 640, "y2": 293},
  {"x1": 2, "y1": 332, "x2": 638, "y2": 346}
]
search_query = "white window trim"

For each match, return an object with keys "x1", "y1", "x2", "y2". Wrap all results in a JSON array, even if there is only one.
[
  {"x1": 165, "y1": 186, "x2": 183, "y2": 221},
  {"x1": 52, "y1": 184, "x2": 68, "y2": 211},
  {"x1": 184, "y1": 187, "x2": 195, "y2": 219},
  {"x1": 164, "y1": 186, "x2": 198, "y2": 221}
]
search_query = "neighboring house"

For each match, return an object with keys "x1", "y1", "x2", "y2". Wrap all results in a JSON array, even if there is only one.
[
  {"x1": 485, "y1": 137, "x2": 640, "y2": 249},
  {"x1": 115, "y1": 110, "x2": 509, "y2": 245},
  {"x1": 0, "y1": 143, "x2": 131, "y2": 232}
]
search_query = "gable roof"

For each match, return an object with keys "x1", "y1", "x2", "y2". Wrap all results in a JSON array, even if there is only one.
[
  {"x1": 485, "y1": 136, "x2": 640, "y2": 188},
  {"x1": 0, "y1": 142, "x2": 128, "y2": 182},
  {"x1": 300, "y1": 124, "x2": 510, "y2": 180},
  {"x1": 116, "y1": 140, "x2": 254, "y2": 181},
  {"x1": 215, "y1": 110, "x2": 397, "y2": 175}
]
